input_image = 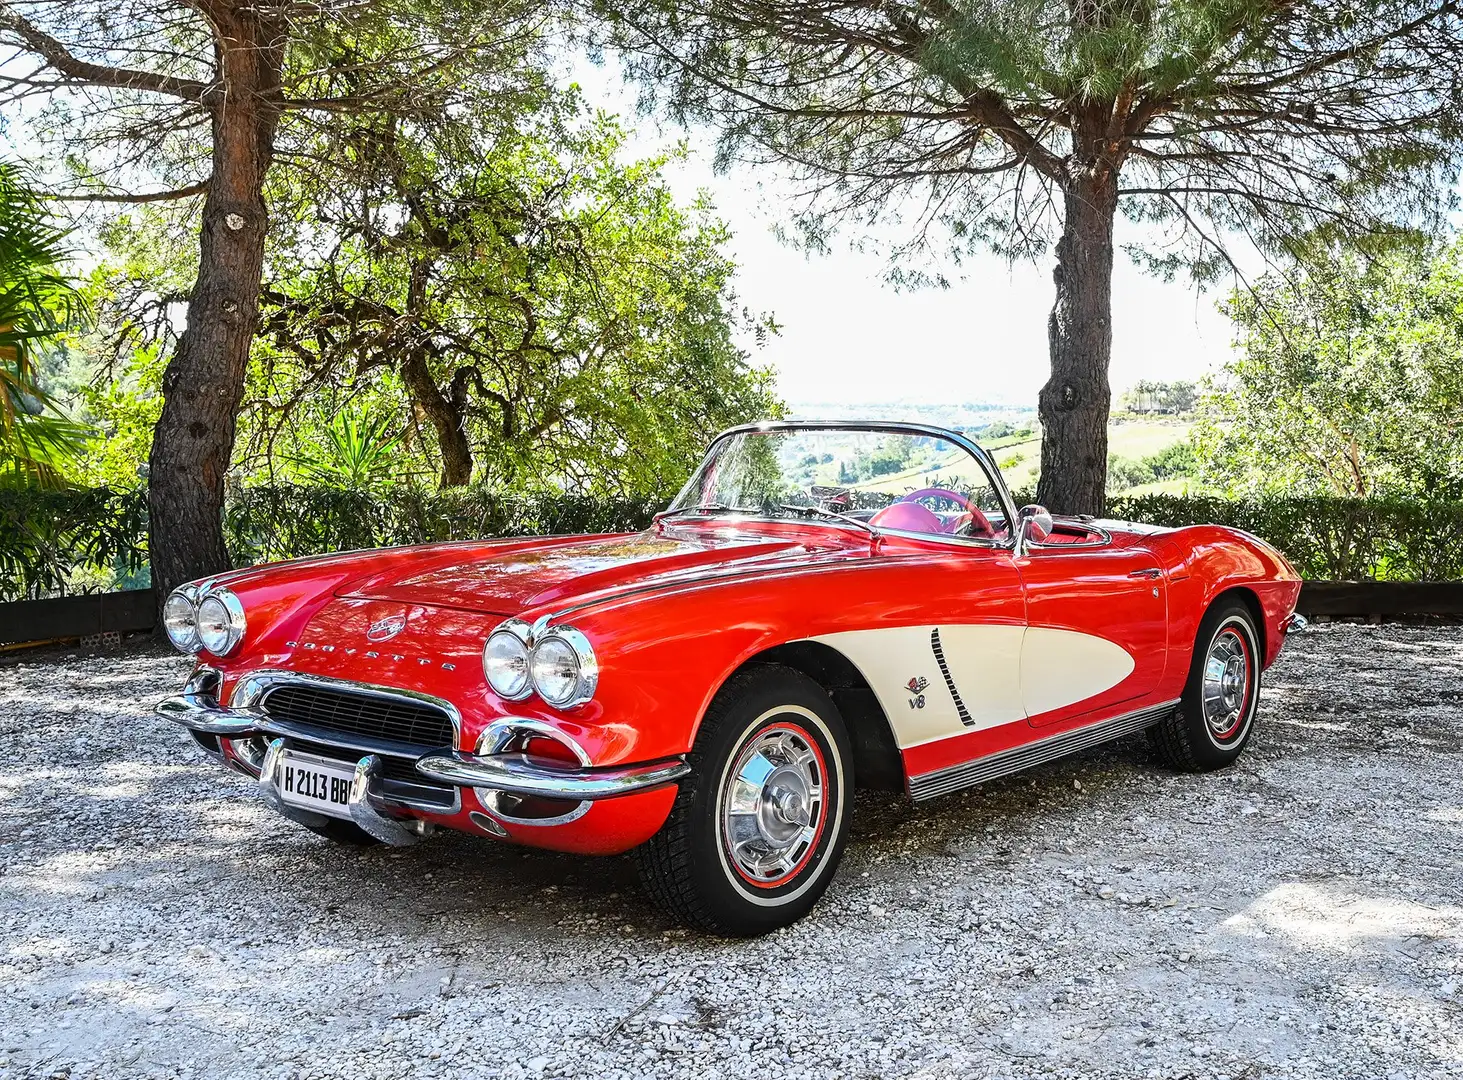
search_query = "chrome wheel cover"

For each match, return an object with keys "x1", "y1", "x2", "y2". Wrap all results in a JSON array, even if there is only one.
[
  {"x1": 1202, "y1": 626, "x2": 1251, "y2": 739},
  {"x1": 720, "y1": 724, "x2": 826, "y2": 886}
]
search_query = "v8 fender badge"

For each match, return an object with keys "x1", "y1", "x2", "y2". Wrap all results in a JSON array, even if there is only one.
[
  {"x1": 366, "y1": 614, "x2": 407, "y2": 642},
  {"x1": 906, "y1": 675, "x2": 929, "y2": 710}
]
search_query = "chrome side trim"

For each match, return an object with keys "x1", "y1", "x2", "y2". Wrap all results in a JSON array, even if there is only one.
[
  {"x1": 415, "y1": 751, "x2": 690, "y2": 802},
  {"x1": 929, "y1": 627, "x2": 974, "y2": 728},
  {"x1": 906, "y1": 698, "x2": 1181, "y2": 801}
]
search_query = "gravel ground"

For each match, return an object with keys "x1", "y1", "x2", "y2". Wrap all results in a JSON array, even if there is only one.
[{"x1": 1, "y1": 623, "x2": 1461, "y2": 1080}]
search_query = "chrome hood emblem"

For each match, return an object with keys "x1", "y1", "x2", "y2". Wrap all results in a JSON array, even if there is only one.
[{"x1": 366, "y1": 614, "x2": 407, "y2": 642}]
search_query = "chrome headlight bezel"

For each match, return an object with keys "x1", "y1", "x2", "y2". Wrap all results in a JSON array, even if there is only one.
[
  {"x1": 528, "y1": 627, "x2": 598, "y2": 709},
  {"x1": 483, "y1": 619, "x2": 534, "y2": 701},
  {"x1": 196, "y1": 588, "x2": 246, "y2": 656},
  {"x1": 162, "y1": 584, "x2": 203, "y2": 654}
]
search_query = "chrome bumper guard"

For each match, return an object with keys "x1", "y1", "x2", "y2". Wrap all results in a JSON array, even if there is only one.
[
  {"x1": 158, "y1": 687, "x2": 691, "y2": 820},
  {"x1": 1282, "y1": 612, "x2": 1309, "y2": 635},
  {"x1": 413, "y1": 751, "x2": 690, "y2": 802},
  {"x1": 257, "y1": 737, "x2": 427, "y2": 846}
]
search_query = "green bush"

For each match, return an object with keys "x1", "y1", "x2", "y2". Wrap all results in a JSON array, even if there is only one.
[
  {"x1": 1105, "y1": 494, "x2": 1463, "y2": 582},
  {"x1": 4, "y1": 485, "x2": 1463, "y2": 601},
  {"x1": 0, "y1": 486, "x2": 148, "y2": 600},
  {"x1": 223, "y1": 485, "x2": 670, "y2": 567}
]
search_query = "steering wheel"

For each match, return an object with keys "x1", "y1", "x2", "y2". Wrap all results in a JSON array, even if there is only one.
[{"x1": 872, "y1": 487, "x2": 995, "y2": 538}]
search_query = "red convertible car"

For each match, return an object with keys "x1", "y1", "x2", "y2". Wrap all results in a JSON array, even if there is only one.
[{"x1": 159, "y1": 421, "x2": 1305, "y2": 934}]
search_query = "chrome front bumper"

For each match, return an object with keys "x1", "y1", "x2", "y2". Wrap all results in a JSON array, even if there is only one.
[
  {"x1": 157, "y1": 679, "x2": 690, "y2": 820},
  {"x1": 1282, "y1": 612, "x2": 1309, "y2": 635}
]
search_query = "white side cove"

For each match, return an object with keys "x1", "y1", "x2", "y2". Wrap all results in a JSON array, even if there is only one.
[{"x1": 810, "y1": 624, "x2": 1136, "y2": 748}]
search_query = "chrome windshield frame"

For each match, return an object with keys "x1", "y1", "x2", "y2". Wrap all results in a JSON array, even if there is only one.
[{"x1": 672, "y1": 420, "x2": 1022, "y2": 551}]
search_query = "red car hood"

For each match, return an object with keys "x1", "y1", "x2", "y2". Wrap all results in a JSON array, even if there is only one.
[{"x1": 337, "y1": 529, "x2": 818, "y2": 615}]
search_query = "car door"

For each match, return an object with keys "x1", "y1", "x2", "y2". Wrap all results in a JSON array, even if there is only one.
[
  {"x1": 811, "y1": 542, "x2": 1028, "y2": 750},
  {"x1": 1015, "y1": 540, "x2": 1168, "y2": 728}
]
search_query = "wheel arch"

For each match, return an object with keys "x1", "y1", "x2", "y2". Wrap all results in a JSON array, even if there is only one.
[
  {"x1": 717, "y1": 640, "x2": 906, "y2": 792},
  {"x1": 1207, "y1": 584, "x2": 1266, "y2": 661}
]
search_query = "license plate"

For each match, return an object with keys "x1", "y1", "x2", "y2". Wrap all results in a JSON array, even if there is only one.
[{"x1": 278, "y1": 751, "x2": 356, "y2": 821}]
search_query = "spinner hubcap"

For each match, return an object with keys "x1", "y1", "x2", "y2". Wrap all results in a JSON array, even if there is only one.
[
  {"x1": 1202, "y1": 627, "x2": 1252, "y2": 740},
  {"x1": 719, "y1": 723, "x2": 826, "y2": 887}
]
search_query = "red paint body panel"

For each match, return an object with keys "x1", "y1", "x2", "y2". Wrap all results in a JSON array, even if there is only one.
[{"x1": 192, "y1": 506, "x2": 1302, "y2": 857}]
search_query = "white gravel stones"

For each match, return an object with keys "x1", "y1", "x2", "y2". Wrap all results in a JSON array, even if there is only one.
[{"x1": 2, "y1": 625, "x2": 1462, "y2": 1079}]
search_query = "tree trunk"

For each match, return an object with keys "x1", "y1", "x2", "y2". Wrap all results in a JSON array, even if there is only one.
[
  {"x1": 147, "y1": 7, "x2": 283, "y2": 612},
  {"x1": 397, "y1": 257, "x2": 473, "y2": 487},
  {"x1": 1036, "y1": 173, "x2": 1117, "y2": 517},
  {"x1": 401, "y1": 349, "x2": 473, "y2": 486}
]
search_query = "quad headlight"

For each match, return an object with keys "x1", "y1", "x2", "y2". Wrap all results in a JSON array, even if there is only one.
[
  {"x1": 483, "y1": 620, "x2": 533, "y2": 701},
  {"x1": 484, "y1": 620, "x2": 597, "y2": 709},
  {"x1": 196, "y1": 588, "x2": 246, "y2": 656},
  {"x1": 162, "y1": 585, "x2": 203, "y2": 653},
  {"x1": 529, "y1": 628, "x2": 598, "y2": 709}
]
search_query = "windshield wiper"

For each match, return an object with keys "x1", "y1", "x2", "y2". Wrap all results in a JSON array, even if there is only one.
[{"x1": 779, "y1": 503, "x2": 879, "y2": 537}]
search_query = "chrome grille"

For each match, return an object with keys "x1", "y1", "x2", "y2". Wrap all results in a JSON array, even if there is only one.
[{"x1": 260, "y1": 684, "x2": 455, "y2": 748}]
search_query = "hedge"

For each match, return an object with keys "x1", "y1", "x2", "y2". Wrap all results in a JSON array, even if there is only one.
[{"x1": 4, "y1": 485, "x2": 1463, "y2": 601}]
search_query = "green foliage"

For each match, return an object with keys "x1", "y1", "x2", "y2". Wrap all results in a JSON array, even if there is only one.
[
  {"x1": 1120, "y1": 381, "x2": 1197, "y2": 415},
  {"x1": 0, "y1": 486, "x2": 146, "y2": 599},
  {"x1": 608, "y1": 0, "x2": 1463, "y2": 278},
  {"x1": 223, "y1": 486, "x2": 672, "y2": 567},
  {"x1": 8, "y1": 484, "x2": 1463, "y2": 600},
  {"x1": 0, "y1": 161, "x2": 90, "y2": 488},
  {"x1": 1108, "y1": 439, "x2": 1201, "y2": 493},
  {"x1": 1201, "y1": 244, "x2": 1463, "y2": 498},
  {"x1": 1106, "y1": 494, "x2": 1463, "y2": 582},
  {"x1": 287, "y1": 409, "x2": 412, "y2": 491},
  {"x1": 82, "y1": 95, "x2": 780, "y2": 497}
]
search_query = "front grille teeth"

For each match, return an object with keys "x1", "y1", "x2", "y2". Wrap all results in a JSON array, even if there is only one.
[{"x1": 260, "y1": 684, "x2": 455, "y2": 747}]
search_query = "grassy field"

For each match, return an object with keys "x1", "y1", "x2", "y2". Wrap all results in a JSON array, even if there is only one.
[
  {"x1": 991, "y1": 419, "x2": 1193, "y2": 491},
  {"x1": 836, "y1": 418, "x2": 1195, "y2": 496}
]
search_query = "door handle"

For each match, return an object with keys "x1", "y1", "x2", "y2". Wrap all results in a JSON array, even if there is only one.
[{"x1": 1128, "y1": 568, "x2": 1162, "y2": 579}]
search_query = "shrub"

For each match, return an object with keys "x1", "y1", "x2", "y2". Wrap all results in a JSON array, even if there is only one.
[
  {"x1": 5, "y1": 485, "x2": 1463, "y2": 601},
  {"x1": 1105, "y1": 494, "x2": 1463, "y2": 582},
  {"x1": 0, "y1": 486, "x2": 147, "y2": 600}
]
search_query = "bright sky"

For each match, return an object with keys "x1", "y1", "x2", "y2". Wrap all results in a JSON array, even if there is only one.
[{"x1": 575, "y1": 60, "x2": 1244, "y2": 410}]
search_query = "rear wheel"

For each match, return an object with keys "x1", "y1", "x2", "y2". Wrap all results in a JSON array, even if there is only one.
[
  {"x1": 1150, "y1": 599, "x2": 1262, "y2": 772},
  {"x1": 636, "y1": 665, "x2": 853, "y2": 936}
]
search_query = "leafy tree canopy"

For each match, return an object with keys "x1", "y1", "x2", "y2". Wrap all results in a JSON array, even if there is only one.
[
  {"x1": 600, "y1": 0, "x2": 1463, "y2": 514},
  {"x1": 1198, "y1": 243, "x2": 1463, "y2": 498},
  {"x1": 75, "y1": 89, "x2": 781, "y2": 496}
]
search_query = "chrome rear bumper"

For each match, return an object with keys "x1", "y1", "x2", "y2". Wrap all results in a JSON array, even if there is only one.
[{"x1": 1282, "y1": 612, "x2": 1309, "y2": 635}]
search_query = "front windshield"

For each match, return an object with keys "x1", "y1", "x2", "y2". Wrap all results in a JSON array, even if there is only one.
[{"x1": 668, "y1": 427, "x2": 1010, "y2": 541}]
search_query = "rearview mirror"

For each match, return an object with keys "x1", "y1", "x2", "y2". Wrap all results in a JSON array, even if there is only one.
[{"x1": 1015, "y1": 504, "x2": 1052, "y2": 555}]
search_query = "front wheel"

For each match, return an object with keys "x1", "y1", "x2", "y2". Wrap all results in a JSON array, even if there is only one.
[
  {"x1": 636, "y1": 665, "x2": 853, "y2": 936},
  {"x1": 1150, "y1": 599, "x2": 1262, "y2": 772}
]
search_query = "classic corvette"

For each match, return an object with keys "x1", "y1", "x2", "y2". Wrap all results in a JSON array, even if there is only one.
[{"x1": 158, "y1": 420, "x2": 1305, "y2": 934}]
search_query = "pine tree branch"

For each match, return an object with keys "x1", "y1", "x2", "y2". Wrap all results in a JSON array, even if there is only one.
[
  {"x1": 47, "y1": 179, "x2": 210, "y2": 203},
  {"x1": 0, "y1": 5, "x2": 215, "y2": 101}
]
